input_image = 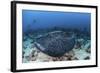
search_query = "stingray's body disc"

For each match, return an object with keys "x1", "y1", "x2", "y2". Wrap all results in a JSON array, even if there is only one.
[{"x1": 34, "y1": 31, "x2": 75, "y2": 57}]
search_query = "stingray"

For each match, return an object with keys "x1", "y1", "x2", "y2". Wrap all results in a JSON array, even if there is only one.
[{"x1": 34, "y1": 31, "x2": 75, "y2": 57}]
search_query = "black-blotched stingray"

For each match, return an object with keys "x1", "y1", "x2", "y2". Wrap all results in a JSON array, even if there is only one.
[{"x1": 34, "y1": 31, "x2": 75, "y2": 57}]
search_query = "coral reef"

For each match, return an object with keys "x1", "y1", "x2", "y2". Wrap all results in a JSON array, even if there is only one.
[{"x1": 22, "y1": 32, "x2": 91, "y2": 63}]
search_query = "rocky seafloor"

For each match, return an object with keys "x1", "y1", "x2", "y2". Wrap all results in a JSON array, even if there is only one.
[{"x1": 22, "y1": 31, "x2": 91, "y2": 63}]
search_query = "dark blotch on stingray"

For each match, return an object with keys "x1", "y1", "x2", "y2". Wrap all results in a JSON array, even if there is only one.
[{"x1": 34, "y1": 31, "x2": 75, "y2": 57}]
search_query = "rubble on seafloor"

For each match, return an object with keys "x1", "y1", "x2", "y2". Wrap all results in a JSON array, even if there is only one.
[{"x1": 22, "y1": 35, "x2": 91, "y2": 63}]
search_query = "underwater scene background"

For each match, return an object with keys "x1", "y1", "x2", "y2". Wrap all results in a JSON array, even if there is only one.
[{"x1": 22, "y1": 10, "x2": 91, "y2": 63}]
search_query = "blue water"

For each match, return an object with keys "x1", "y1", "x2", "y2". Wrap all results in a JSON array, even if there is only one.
[{"x1": 22, "y1": 10, "x2": 91, "y2": 34}]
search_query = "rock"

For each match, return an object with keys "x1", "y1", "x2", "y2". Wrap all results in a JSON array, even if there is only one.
[
  {"x1": 84, "y1": 56, "x2": 90, "y2": 60},
  {"x1": 86, "y1": 48, "x2": 91, "y2": 53}
]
